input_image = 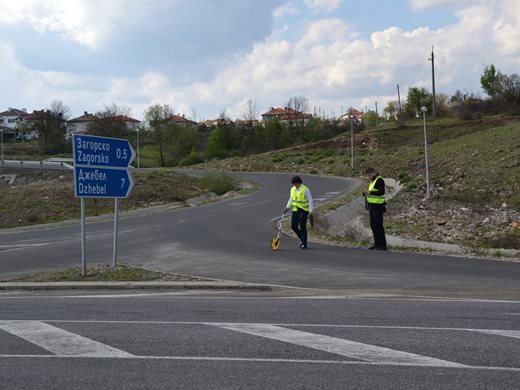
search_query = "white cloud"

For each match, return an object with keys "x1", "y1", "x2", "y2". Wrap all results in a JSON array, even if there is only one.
[
  {"x1": 2, "y1": 0, "x2": 520, "y2": 121},
  {"x1": 410, "y1": 0, "x2": 483, "y2": 11},
  {"x1": 273, "y1": 1, "x2": 299, "y2": 18},
  {"x1": 303, "y1": 0, "x2": 341, "y2": 12},
  {"x1": 273, "y1": 0, "x2": 340, "y2": 18},
  {"x1": 0, "y1": 0, "x2": 126, "y2": 50},
  {"x1": 150, "y1": 0, "x2": 520, "y2": 119},
  {"x1": 299, "y1": 19, "x2": 356, "y2": 46}
]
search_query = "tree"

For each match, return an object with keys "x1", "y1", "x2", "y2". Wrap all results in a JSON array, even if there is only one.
[
  {"x1": 495, "y1": 72, "x2": 520, "y2": 105},
  {"x1": 450, "y1": 90, "x2": 465, "y2": 104},
  {"x1": 363, "y1": 110, "x2": 378, "y2": 128},
  {"x1": 480, "y1": 65, "x2": 520, "y2": 108},
  {"x1": 34, "y1": 100, "x2": 69, "y2": 154},
  {"x1": 143, "y1": 103, "x2": 175, "y2": 167},
  {"x1": 480, "y1": 64, "x2": 499, "y2": 98},
  {"x1": 207, "y1": 122, "x2": 240, "y2": 159},
  {"x1": 169, "y1": 125, "x2": 200, "y2": 163},
  {"x1": 89, "y1": 102, "x2": 133, "y2": 138},
  {"x1": 383, "y1": 101, "x2": 399, "y2": 119},
  {"x1": 190, "y1": 106, "x2": 199, "y2": 123},
  {"x1": 286, "y1": 96, "x2": 310, "y2": 141},
  {"x1": 241, "y1": 98, "x2": 259, "y2": 137},
  {"x1": 404, "y1": 87, "x2": 432, "y2": 117}
]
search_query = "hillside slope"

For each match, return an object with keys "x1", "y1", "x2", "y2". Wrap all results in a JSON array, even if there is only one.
[{"x1": 200, "y1": 116, "x2": 520, "y2": 251}]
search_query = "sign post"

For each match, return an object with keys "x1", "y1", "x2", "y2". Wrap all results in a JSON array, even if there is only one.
[{"x1": 72, "y1": 134, "x2": 135, "y2": 276}]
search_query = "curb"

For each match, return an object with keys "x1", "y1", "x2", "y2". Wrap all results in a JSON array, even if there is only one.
[
  {"x1": 0, "y1": 281, "x2": 272, "y2": 291},
  {"x1": 321, "y1": 179, "x2": 520, "y2": 259}
]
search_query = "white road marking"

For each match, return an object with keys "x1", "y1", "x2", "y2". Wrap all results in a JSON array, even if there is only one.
[
  {"x1": 471, "y1": 329, "x2": 520, "y2": 339},
  {"x1": 0, "y1": 320, "x2": 518, "y2": 371},
  {"x1": 231, "y1": 202, "x2": 248, "y2": 206},
  {"x1": 0, "y1": 321, "x2": 133, "y2": 358},
  {"x1": 209, "y1": 323, "x2": 467, "y2": 368},
  {"x1": 0, "y1": 244, "x2": 51, "y2": 250},
  {"x1": 313, "y1": 197, "x2": 328, "y2": 202},
  {"x1": 0, "y1": 354, "x2": 518, "y2": 371},
  {"x1": 0, "y1": 238, "x2": 74, "y2": 252}
]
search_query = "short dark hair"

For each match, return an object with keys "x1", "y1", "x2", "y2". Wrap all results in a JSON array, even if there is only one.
[
  {"x1": 291, "y1": 175, "x2": 302, "y2": 184},
  {"x1": 365, "y1": 167, "x2": 377, "y2": 174}
]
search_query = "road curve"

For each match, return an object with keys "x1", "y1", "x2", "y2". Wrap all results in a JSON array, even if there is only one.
[{"x1": 1, "y1": 172, "x2": 519, "y2": 298}]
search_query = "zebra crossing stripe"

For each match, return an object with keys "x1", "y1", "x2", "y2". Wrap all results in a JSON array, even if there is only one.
[
  {"x1": 0, "y1": 321, "x2": 134, "y2": 358},
  {"x1": 210, "y1": 323, "x2": 468, "y2": 368}
]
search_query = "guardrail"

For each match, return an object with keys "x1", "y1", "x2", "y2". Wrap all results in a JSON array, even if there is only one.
[{"x1": 0, "y1": 159, "x2": 74, "y2": 172}]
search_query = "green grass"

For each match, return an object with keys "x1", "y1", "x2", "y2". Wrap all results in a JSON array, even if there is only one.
[
  {"x1": 199, "y1": 172, "x2": 240, "y2": 195},
  {"x1": 4, "y1": 263, "x2": 208, "y2": 282},
  {"x1": 137, "y1": 144, "x2": 161, "y2": 167}
]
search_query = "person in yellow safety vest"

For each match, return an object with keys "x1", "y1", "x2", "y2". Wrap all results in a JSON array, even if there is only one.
[
  {"x1": 362, "y1": 167, "x2": 387, "y2": 250},
  {"x1": 284, "y1": 175, "x2": 314, "y2": 249}
]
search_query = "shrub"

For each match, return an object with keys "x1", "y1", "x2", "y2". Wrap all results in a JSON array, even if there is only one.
[
  {"x1": 179, "y1": 150, "x2": 205, "y2": 166},
  {"x1": 199, "y1": 172, "x2": 239, "y2": 195}
]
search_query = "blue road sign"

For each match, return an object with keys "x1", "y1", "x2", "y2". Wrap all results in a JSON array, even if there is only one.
[
  {"x1": 74, "y1": 166, "x2": 134, "y2": 198},
  {"x1": 73, "y1": 134, "x2": 135, "y2": 168},
  {"x1": 72, "y1": 134, "x2": 135, "y2": 198}
]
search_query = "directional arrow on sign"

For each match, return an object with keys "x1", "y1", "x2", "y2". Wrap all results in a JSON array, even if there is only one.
[
  {"x1": 73, "y1": 134, "x2": 135, "y2": 168},
  {"x1": 74, "y1": 167, "x2": 134, "y2": 198}
]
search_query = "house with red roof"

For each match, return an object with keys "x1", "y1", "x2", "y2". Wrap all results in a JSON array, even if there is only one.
[
  {"x1": 261, "y1": 107, "x2": 313, "y2": 124},
  {"x1": 67, "y1": 111, "x2": 98, "y2": 136}
]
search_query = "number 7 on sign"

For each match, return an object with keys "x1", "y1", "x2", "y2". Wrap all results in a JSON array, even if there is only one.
[{"x1": 121, "y1": 178, "x2": 125, "y2": 188}]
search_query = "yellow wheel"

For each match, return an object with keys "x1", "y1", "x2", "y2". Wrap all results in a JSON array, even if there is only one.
[{"x1": 270, "y1": 238, "x2": 280, "y2": 250}]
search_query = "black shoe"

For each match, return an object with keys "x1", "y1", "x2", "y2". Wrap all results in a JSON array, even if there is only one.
[
  {"x1": 300, "y1": 243, "x2": 307, "y2": 249},
  {"x1": 367, "y1": 245, "x2": 377, "y2": 250},
  {"x1": 375, "y1": 246, "x2": 387, "y2": 250}
]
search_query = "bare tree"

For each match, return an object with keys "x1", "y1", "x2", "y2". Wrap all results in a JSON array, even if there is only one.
[
  {"x1": 241, "y1": 98, "x2": 259, "y2": 135},
  {"x1": 241, "y1": 98, "x2": 258, "y2": 121},
  {"x1": 89, "y1": 102, "x2": 133, "y2": 138},
  {"x1": 286, "y1": 96, "x2": 310, "y2": 140},
  {"x1": 190, "y1": 106, "x2": 199, "y2": 123},
  {"x1": 218, "y1": 109, "x2": 230, "y2": 121},
  {"x1": 48, "y1": 99, "x2": 71, "y2": 120}
]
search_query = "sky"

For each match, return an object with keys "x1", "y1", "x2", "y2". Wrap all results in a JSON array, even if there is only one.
[{"x1": 1, "y1": 0, "x2": 519, "y2": 122}]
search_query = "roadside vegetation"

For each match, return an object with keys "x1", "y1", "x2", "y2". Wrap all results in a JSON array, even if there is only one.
[
  {"x1": 0, "y1": 170, "x2": 243, "y2": 229},
  {"x1": 4, "y1": 263, "x2": 208, "y2": 282}
]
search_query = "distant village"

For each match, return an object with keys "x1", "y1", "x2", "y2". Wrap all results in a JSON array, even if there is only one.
[{"x1": 0, "y1": 106, "x2": 364, "y2": 140}]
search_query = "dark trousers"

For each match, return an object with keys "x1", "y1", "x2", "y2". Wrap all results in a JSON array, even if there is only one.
[
  {"x1": 291, "y1": 208, "x2": 309, "y2": 246},
  {"x1": 369, "y1": 204, "x2": 387, "y2": 248}
]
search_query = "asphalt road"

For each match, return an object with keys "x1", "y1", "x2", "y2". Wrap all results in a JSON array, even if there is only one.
[
  {"x1": 1, "y1": 172, "x2": 520, "y2": 299},
  {"x1": 1, "y1": 292, "x2": 519, "y2": 389}
]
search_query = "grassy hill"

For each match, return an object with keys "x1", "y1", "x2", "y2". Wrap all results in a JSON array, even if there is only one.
[
  {"x1": 1, "y1": 115, "x2": 518, "y2": 251},
  {"x1": 198, "y1": 115, "x2": 520, "y2": 251}
]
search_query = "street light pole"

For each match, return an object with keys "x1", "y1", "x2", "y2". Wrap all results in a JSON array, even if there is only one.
[
  {"x1": 1, "y1": 128, "x2": 4, "y2": 167},
  {"x1": 421, "y1": 106, "x2": 430, "y2": 197},
  {"x1": 349, "y1": 116, "x2": 354, "y2": 169},
  {"x1": 136, "y1": 129, "x2": 140, "y2": 169}
]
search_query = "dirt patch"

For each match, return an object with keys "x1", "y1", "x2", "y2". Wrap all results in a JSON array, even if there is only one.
[{"x1": 0, "y1": 169, "x2": 209, "y2": 229}]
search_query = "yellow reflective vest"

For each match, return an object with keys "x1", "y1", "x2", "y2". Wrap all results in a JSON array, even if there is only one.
[
  {"x1": 366, "y1": 176, "x2": 385, "y2": 204},
  {"x1": 290, "y1": 184, "x2": 310, "y2": 212}
]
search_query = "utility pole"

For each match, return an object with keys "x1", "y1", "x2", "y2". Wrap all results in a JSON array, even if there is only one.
[
  {"x1": 397, "y1": 84, "x2": 402, "y2": 115},
  {"x1": 429, "y1": 45, "x2": 436, "y2": 118},
  {"x1": 375, "y1": 101, "x2": 379, "y2": 127}
]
